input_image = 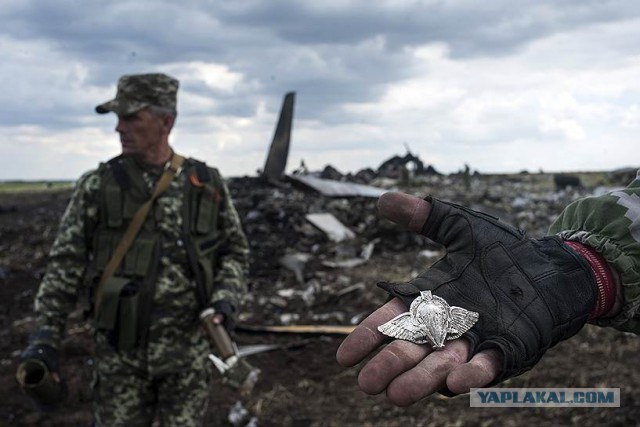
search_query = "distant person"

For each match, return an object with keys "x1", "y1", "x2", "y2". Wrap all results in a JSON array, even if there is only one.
[
  {"x1": 293, "y1": 159, "x2": 309, "y2": 175},
  {"x1": 337, "y1": 174, "x2": 639, "y2": 406},
  {"x1": 18, "y1": 73, "x2": 250, "y2": 425},
  {"x1": 462, "y1": 163, "x2": 471, "y2": 190}
]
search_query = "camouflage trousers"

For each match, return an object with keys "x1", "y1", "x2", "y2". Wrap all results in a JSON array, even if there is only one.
[
  {"x1": 94, "y1": 364, "x2": 209, "y2": 427},
  {"x1": 92, "y1": 363, "x2": 211, "y2": 427}
]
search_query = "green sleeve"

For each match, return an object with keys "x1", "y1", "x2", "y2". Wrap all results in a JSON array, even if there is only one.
[
  {"x1": 549, "y1": 174, "x2": 640, "y2": 334},
  {"x1": 208, "y1": 178, "x2": 249, "y2": 312},
  {"x1": 33, "y1": 170, "x2": 101, "y2": 348}
]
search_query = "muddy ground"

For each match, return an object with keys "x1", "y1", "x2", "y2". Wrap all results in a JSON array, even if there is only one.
[{"x1": 1, "y1": 173, "x2": 639, "y2": 426}]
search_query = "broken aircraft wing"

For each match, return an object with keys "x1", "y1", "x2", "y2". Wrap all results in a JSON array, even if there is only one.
[{"x1": 287, "y1": 175, "x2": 387, "y2": 198}]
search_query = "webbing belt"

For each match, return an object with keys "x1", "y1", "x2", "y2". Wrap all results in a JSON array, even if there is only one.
[{"x1": 93, "y1": 153, "x2": 185, "y2": 320}]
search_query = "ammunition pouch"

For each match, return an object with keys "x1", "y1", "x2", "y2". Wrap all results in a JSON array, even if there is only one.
[
  {"x1": 94, "y1": 277, "x2": 142, "y2": 351},
  {"x1": 91, "y1": 223, "x2": 161, "y2": 351}
]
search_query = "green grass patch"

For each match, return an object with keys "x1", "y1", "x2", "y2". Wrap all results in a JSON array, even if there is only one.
[{"x1": 0, "y1": 180, "x2": 74, "y2": 193}]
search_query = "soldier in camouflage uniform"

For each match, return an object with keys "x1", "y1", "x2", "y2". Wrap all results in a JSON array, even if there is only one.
[{"x1": 19, "y1": 73, "x2": 250, "y2": 426}]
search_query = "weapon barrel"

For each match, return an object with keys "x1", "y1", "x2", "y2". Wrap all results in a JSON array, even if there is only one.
[{"x1": 16, "y1": 358, "x2": 65, "y2": 406}]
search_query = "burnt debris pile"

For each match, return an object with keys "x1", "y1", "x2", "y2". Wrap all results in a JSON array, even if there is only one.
[
  {"x1": 227, "y1": 176, "x2": 430, "y2": 327},
  {"x1": 225, "y1": 167, "x2": 613, "y2": 327}
]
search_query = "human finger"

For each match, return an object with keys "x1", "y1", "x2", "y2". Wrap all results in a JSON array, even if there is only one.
[
  {"x1": 445, "y1": 348, "x2": 502, "y2": 394},
  {"x1": 386, "y1": 339, "x2": 470, "y2": 407},
  {"x1": 377, "y1": 192, "x2": 431, "y2": 232},
  {"x1": 357, "y1": 339, "x2": 433, "y2": 395},
  {"x1": 336, "y1": 298, "x2": 406, "y2": 367}
]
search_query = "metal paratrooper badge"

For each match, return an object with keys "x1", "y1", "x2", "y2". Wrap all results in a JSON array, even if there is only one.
[{"x1": 378, "y1": 291, "x2": 479, "y2": 349}]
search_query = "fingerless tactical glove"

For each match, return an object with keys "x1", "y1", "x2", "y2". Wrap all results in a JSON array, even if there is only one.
[
  {"x1": 378, "y1": 197, "x2": 597, "y2": 384},
  {"x1": 212, "y1": 300, "x2": 237, "y2": 332}
]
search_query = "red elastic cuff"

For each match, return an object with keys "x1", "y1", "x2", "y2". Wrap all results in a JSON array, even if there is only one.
[{"x1": 564, "y1": 240, "x2": 616, "y2": 319}]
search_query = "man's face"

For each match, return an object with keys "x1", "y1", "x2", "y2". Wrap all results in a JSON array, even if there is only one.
[{"x1": 115, "y1": 108, "x2": 167, "y2": 158}]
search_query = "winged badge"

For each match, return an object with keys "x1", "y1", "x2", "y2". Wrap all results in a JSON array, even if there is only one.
[{"x1": 378, "y1": 290, "x2": 479, "y2": 349}]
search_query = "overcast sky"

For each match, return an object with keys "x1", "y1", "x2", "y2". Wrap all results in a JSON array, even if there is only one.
[{"x1": 2, "y1": 0, "x2": 640, "y2": 180}]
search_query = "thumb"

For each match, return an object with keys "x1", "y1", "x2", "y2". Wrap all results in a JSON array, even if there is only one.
[
  {"x1": 378, "y1": 193, "x2": 473, "y2": 254},
  {"x1": 377, "y1": 192, "x2": 432, "y2": 233},
  {"x1": 211, "y1": 313, "x2": 225, "y2": 325}
]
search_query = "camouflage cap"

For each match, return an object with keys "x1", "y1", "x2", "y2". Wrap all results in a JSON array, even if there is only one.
[{"x1": 95, "y1": 73, "x2": 179, "y2": 115}]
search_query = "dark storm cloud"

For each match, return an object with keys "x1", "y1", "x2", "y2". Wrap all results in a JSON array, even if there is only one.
[
  {"x1": 216, "y1": 0, "x2": 639, "y2": 56},
  {"x1": 7, "y1": 1, "x2": 639, "y2": 60},
  {"x1": 6, "y1": 0, "x2": 638, "y2": 95},
  {"x1": 2, "y1": 0, "x2": 640, "y2": 144}
]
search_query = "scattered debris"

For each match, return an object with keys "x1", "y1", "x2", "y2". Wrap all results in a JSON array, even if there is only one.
[
  {"x1": 305, "y1": 213, "x2": 356, "y2": 242},
  {"x1": 278, "y1": 253, "x2": 311, "y2": 284},
  {"x1": 335, "y1": 283, "x2": 366, "y2": 298},
  {"x1": 236, "y1": 344, "x2": 283, "y2": 358},
  {"x1": 228, "y1": 401, "x2": 250, "y2": 427},
  {"x1": 322, "y1": 241, "x2": 376, "y2": 268},
  {"x1": 553, "y1": 173, "x2": 582, "y2": 189},
  {"x1": 608, "y1": 167, "x2": 638, "y2": 185},
  {"x1": 377, "y1": 150, "x2": 441, "y2": 179}
]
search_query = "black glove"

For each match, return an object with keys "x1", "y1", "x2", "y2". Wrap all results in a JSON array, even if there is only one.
[
  {"x1": 18, "y1": 333, "x2": 67, "y2": 411},
  {"x1": 20, "y1": 343, "x2": 60, "y2": 374},
  {"x1": 212, "y1": 300, "x2": 237, "y2": 332},
  {"x1": 378, "y1": 197, "x2": 597, "y2": 384}
]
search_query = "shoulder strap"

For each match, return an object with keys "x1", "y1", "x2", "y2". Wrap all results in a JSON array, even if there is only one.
[{"x1": 93, "y1": 153, "x2": 185, "y2": 319}]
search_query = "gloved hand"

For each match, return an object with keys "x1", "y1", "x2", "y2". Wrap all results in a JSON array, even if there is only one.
[
  {"x1": 377, "y1": 195, "x2": 597, "y2": 384},
  {"x1": 20, "y1": 343, "x2": 60, "y2": 374},
  {"x1": 17, "y1": 340, "x2": 67, "y2": 411},
  {"x1": 337, "y1": 192, "x2": 611, "y2": 406},
  {"x1": 212, "y1": 300, "x2": 237, "y2": 332}
]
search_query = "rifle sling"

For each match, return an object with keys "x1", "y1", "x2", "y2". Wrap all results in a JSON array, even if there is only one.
[{"x1": 93, "y1": 153, "x2": 185, "y2": 321}]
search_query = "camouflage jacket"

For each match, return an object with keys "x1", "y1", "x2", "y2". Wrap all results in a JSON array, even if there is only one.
[
  {"x1": 549, "y1": 171, "x2": 640, "y2": 334},
  {"x1": 33, "y1": 153, "x2": 249, "y2": 375}
]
